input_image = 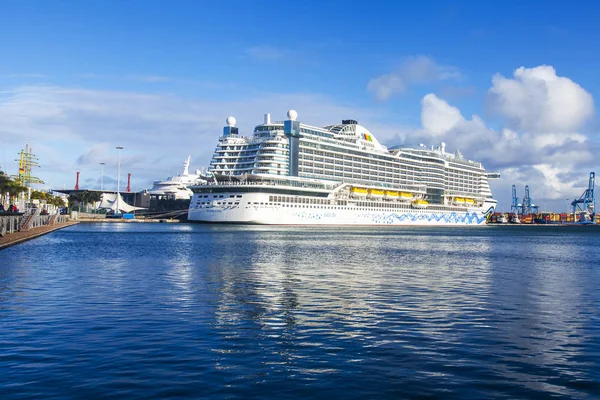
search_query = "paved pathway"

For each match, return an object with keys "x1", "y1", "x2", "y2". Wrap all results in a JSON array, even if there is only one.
[{"x1": 0, "y1": 221, "x2": 79, "y2": 250}]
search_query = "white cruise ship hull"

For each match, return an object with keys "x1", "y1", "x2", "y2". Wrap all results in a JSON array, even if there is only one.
[{"x1": 188, "y1": 193, "x2": 495, "y2": 226}]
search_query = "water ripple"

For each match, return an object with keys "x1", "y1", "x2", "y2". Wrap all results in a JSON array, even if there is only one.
[{"x1": 1, "y1": 224, "x2": 599, "y2": 399}]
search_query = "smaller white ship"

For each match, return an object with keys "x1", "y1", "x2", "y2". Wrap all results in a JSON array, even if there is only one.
[
  {"x1": 148, "y1": 156, "x2": 207, "y2": 200},
  {"x1": 510, "y1": 214, "x2": 521, "y2": 224},
  {"x1": 497, "y1": 213, "x2": 508, "y2": 224}
]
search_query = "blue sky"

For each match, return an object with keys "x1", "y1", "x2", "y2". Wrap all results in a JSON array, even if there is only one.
[{"x1": 1, "y1": 0, "x2": 598, "y2": 210}]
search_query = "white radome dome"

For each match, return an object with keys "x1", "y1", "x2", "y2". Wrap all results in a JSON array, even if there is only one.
[
  {"x1": 287, "y1": 109, "x2": 298, "y2": 121},
  {"x1": 226, "y1": 116, "x2": 236, "y2": 126}
]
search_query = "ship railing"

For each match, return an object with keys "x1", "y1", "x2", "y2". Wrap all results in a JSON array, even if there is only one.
[{"x1": 202, "y1": 179, "x2": 337, "y2": 191}]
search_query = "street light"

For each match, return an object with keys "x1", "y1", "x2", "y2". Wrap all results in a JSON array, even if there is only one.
[
  {"x1": 99, "y1": 162, "x2": 106, "y2": 191},
  {"x1": 116, "y1": 146, "x2": 123, "y2": 214}
]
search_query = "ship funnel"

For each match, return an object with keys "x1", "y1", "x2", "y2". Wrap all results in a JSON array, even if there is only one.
[{"x1": 264, "y1": 113, "x2": 271, "y2": 124}]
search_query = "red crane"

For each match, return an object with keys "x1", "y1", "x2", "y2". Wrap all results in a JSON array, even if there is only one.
[
  {"x1": 126, "y1": 173, "x2": 131, "y2": 192},
  {"x1": 74, "y1": 171, "x2": 80, "y2": 190}
]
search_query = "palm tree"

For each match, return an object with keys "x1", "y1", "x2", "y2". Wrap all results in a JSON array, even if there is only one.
[
  {"x1": 73, "y1": 191, "x2": 102, "y2": 213},
  {"x1": 87, "y1": 191, "x2": 102, "y2": 212},
  {"x1": 68, "y1": 193, "x2": 81, "y2": 212},
  {"x1": 49, "y1": 195, "x2": 66, "y2": 208},
  {"x1": 0, "y1": 171, "x2": 27, "y2": 206}
]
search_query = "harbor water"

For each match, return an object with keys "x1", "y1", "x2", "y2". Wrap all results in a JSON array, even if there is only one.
[{"x1": 1, "y1": 223, "x2": 599, "y2": 399}]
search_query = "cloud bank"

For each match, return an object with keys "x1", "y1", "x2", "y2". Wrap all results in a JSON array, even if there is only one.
[
  {"x1": 487, "y1": 65, "x2": 594, "y2": 133},
  {"x1": 414, "y1": 65, "x2": 596, "y2": 208},
  {"x1": 0, "y1": 85, "x2": 395, "y2": 191}
]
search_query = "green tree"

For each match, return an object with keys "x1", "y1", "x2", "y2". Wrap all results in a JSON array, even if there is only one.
[
  {"x1": 68, "y1": 193, "x2": 81, "y2": 212},
  {"x1": 69, "y1": 191, "x2": 102, "y2": 212},
  {"x1": 49, "y1": 195, "x2": 66, "y2": 208},
  {"x1": 30, "y1": 190, "x2": 49, "y2": 201},
  {"x1": 0, "y1": 171, "x2": 27, "y2": 201}
]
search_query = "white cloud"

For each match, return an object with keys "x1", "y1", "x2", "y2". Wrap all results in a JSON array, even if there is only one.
[
  {"x1": 367, "y1": 55, "x2": 460, "y2": 101},
  {"x1": 0, "y1": 85, "x2": 394, "y2": 192},
  {"x1": 421, "y1": 93, "x2": 464, "y2": 135},
  {"x1": 417, "y1": 83, "x2": 596, "y2": 210},
  {"x1": 487, "y1": 65, "x2": 594, "y2": 133}
]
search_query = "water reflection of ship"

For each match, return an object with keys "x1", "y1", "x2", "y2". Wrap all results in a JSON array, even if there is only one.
[{"x1": 209, "y1": 227, "x2": 492, "y2": 363}]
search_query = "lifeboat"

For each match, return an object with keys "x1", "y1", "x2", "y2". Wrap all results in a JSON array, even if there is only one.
[
  {"x1": 369, "y1": 189, "x2": 385, "y2": 198},
  {"x1": 399, "y1": 192, "x2": 413, "y2": 202},
  {"x1": 455, "y1": 197, "x2": 465, "y2": 204},
  {"x1": 350, "y1": 187, "x2": 368, "y2": 198},
  {"x1": 385, "y1": 190, "x2": 399, "y2": 199},
  {"x1": 411, "y1": 199, "x2": 428, "y2": 209},
  {"x1": 464, "y1": 198, "x2": 475, "y2": 205}
]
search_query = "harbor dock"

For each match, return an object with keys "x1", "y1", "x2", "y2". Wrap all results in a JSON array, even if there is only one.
[{"x1": 0, "y1": 214, "x2": 78, "y2": 250}]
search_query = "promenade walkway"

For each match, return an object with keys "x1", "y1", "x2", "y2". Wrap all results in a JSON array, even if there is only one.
[{"x1": 0, "y1": 220, "x2": 79, "y2": 250}]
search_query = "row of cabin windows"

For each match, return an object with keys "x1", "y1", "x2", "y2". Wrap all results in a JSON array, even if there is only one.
[
  {"x1": 198, "y1": 201, "x2": 240, "y2": 206},
  {"x1": 244, "y1": 202, "x2": 472, "y2": 212},
  {"x1": 300, "y1": 147, "x2": 445, "y2": 169},
  {"x1": 197, "y1": 194, "x2": 243, "y2": 199},
  {"x1": 268, "y1": 195, "x2": 337, "y2": 205}
]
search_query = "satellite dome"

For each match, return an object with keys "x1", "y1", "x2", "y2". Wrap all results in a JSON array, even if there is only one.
[
  {"x1": 226, "y1": 116, "x2": 236, "y2": 127},
  {"x1": 287, "y1": 109, "x2": 298, "y2": 121}
]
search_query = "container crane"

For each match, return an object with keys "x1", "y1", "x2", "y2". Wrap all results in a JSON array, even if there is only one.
[
  {"x1": 510, "y1": 185, "x2": 521, "y2": 214},
  {"x1": 521, "y1": 185, "x2": 539, "y2": 214},
  {"x1": 571, "y1": 172, "x2": 595, "y2": 224}
]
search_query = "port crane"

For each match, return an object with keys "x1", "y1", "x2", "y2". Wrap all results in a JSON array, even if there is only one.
[
  {"x1": 521, "y1": 185, "x2": 539, "y2": 214},
  {"x1": 571, "y1": 172, "x2": 595, "y2": 224},
  {"x1": 510, "y1": 185, "x2": 521, "y2": 214}
]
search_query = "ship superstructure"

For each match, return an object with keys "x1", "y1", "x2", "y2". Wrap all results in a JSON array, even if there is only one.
[
  {"x1": 188, "y1": 110, "x2": 498, "y2": 225},
  {"x1": 148, "y1": 156, "x2": 207, "y2": 200}
]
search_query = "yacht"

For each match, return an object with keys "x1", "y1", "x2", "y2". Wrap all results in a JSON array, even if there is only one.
[{"x1": 148, "y1": 156, "x2": 206, "y2": 200}]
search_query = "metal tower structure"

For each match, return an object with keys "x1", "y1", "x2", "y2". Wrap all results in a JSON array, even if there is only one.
[
  {"x1": 126, "y1": 173, "x2": 131, "y2": 192},
  {"x1": 74, "y1": 171, "x2": 80, "y2": 190},
  {"x1": 571, "y1": 172, "x2": 595, "y2": 224},
  {"x1": 521, "y1": 185, "x2": 539, "y2": 214},
  {"x1": 510, "y1": 185, "x2": 521, "y2": 214},
  {"x1": 12, "y1": 143, "x2": 44, "y2": 187}
]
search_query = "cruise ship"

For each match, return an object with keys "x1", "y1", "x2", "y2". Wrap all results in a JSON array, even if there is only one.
[
  {"x1": 188, "y1": 110, "x2": 499, "y2": 225},
  {"x1": 148, "y1": 156, "x2": 206, "y2": 200}
]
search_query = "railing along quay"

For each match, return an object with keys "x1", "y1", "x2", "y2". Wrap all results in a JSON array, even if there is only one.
[{"x1": 0, "y1": 212, "x2": 70, "y2": 237}]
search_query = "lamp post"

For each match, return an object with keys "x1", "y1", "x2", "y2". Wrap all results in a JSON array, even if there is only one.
[
  {"x1": 116, "y1": 146, "x2": 123, "y2": 214},
  {"x1": 99, "y1": 162, "x2": 106, "y2": 191}
]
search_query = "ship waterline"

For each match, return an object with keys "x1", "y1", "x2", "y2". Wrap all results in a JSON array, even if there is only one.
[{"x1": 188, "y1": 110, "x2": 498, "y2": 225}]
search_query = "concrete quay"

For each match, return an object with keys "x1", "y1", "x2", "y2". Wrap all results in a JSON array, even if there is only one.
[{"x1": 0, "y1": 220, "x2": 79, "y2": 250}]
